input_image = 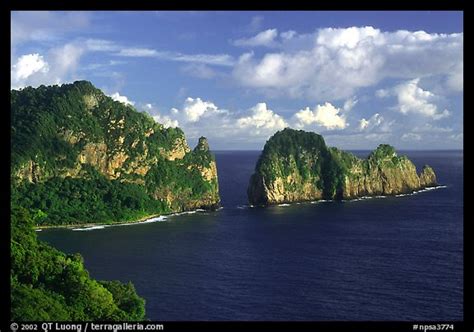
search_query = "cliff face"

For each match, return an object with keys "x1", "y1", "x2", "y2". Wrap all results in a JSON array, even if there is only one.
[
  {"x1": 11, "y1": 81, "x2": 220, "y2": 225},
  {"x1": 248, "y1": 128, "x2": 437, "y2": 206}
]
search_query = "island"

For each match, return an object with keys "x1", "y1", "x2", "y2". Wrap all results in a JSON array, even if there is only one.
[
  {"x1": 11, "y1": 80, "x2": 220, "y2": 227},
  {"x1": 248, "y1": 128, "x2": 437, "y2": 206},
  {"x1": 10, "y1": 81, "x2": 221, "y2": 321}
]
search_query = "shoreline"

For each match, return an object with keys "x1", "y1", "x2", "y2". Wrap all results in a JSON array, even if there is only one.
[
  {"x1": 248, "y1": 184, "x2": 447, "y2": 208},
  {"x1": 35, "y1": 208, "x2": 210, "y2": 231}
]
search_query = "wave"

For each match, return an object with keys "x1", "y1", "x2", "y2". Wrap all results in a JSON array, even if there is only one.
[
  {"x1": 69, "y1": 208, "x2": 210, "y2": 231},
  {"x1": 114, "y1": 215, "x2": 167, "y2": 226},
  {"x1": 237, "y1": 205, "x2": 249, "y2": 210},
  {"x1": 344, "y1": 185, "x2": 446, "y2": 202},
  {"x1": 277, "y1": 203, "x2": 290, "y2": 207},
  {"x1": 35, "y1": 229, "x2": 42, "y2": 232},
  {"x1": 310, "y1": 199, "x2": 332, "y2": 204},
  {"x1": 72, "y1": 225, "x2": 106, "y2": 231}
]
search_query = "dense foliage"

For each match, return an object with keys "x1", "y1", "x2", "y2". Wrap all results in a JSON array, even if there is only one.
[
  {"x1": 254, "y1": 128, "x2": 354, "y2": 199},
  {"x1": 10, "y1": 81, "x2": 221, "y2": 320},
  {"x1": 251, "y1": 128, "x2": 408, "y2": 202},
  {"x1": 11, "y1": 81, "x2": 219, "y2": 225},
  {"x1": 11, "y1": 207, "x2": 145, "y2": 320}
]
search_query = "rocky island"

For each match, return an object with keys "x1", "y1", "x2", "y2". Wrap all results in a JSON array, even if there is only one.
[
  {"x1": 11, "y1": 81, "x2": 220, "y2": 226},
  {"x1": 248, "y1": 128, "x2": 437, "y2": 206}
]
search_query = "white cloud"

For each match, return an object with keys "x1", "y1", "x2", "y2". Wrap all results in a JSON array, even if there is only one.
[
  {"x1": 180, "y1": 97, "x2": 226, "y2": 122},
  {"x1": 117, "y1": 48, "x2": 158, "y2": 57},
  {"x1": 109, "y1": 92, "x2": 135, "y2": 106},
  {"x1": 237, "y1": 103, "x2": 288, "y2": 131},
  {"x1": 234, "y1": 29, "x2": 279, "y2": 47},
  {"x1": 85, "y1": 39, "x2": 119, "y2": 52},
  {"x1": 394, "y1": 78, "x2": 450, "y2": 120},
  {"x1": 446, "y1": 62, "x2": 463, "y2": 92},
  {"x1": 375, "y1": 89, "x2": 390, "y2": 98},
  {"x1": 11, "y1": 41, "x2": 87, "y2": 89},
  {"x1": 51, "y1": 43, "x2": 85, "y2": 77},
  {"x1": 281, "y1": 30, "x2": 297, "y2": 40},
  {"x1": 358, "y1": 113, "x2": 384, "y2": 131},
  {"x1": 343, "y1": 97, "x2": 358, "y2": 111},
  {"x1": 233, "y1": 26, "x2": 463, "y2": 100},
  {"x1": 247, "y1": 16, "x2": 264, "y2": 33},
  {"x1": 11, "y1": 53, "x2": 49, "y2": 84},
  {"x1": 138, "y1": 103, "x2": 179, "y2": 128},
  {"x1": 153, "y1": 114, "x2": 179, "y2": 128},
  {"x1": 293, "y1": 102, "x2": 347, "y2": 130},
  {"x1": 115, "y1": 48, "x2": 235, "y2": 66},
  {"x1": 401, "y1": 133, "x2": 422, "y2": 141},
  {"x1": 171, "y1": 53, "x2": 234, "y2": 66}
]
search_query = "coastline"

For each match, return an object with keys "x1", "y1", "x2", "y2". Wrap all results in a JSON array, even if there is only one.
[
  {"x1": 35, "y1": 208, "x2": 209, "y2": 231},
  {"x1": 251, "y1": 185, "x2": 447, "y2": 208}
]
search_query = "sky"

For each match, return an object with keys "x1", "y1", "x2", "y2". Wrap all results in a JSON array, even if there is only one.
[{"x1": 11, "y1": 11, "x2": 463, "y2": 150}]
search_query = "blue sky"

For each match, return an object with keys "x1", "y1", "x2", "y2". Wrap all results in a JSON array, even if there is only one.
[{"x1": 11, "y1": 11, "x2": 463, "y2": 150}]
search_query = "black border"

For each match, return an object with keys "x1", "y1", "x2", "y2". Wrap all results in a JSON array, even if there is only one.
[{"x1": 3, "y1": 1, "x2": 468, "y2": 332}]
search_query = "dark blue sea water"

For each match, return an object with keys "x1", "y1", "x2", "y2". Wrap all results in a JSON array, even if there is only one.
[{"x1": 38, "y1": 150, "x2": 463, "y2": 321}]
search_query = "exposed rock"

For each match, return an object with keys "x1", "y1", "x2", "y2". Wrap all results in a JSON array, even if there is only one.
[
  {"x1": 248, "y1": 128, "x2": 438, "y2": 206},
  {"x1": 419, "y1": 165, "x2": 437, "y2": 187},
  {"x1": 161, "y1": 136, "x2": 190, "y2": 161},
  {"x1": 11, "y1": 81, "x2": 221, "y2": 224},
  {"x1": 77, "y1": 142, "x2": 108, "y2": 174},
  {"x1": 195, "y1": 136, "x2": 210, "y2": 151}
]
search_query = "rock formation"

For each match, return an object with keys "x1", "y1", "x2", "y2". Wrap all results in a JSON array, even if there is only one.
[
  {"x1": 11, "y1": 81, "x2": 220, "y2": 224},
  {"x1": 248, "y1": 128, "x2": 437, "y2": 206}
]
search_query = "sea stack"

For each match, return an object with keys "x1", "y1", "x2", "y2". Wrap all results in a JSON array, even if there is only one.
[{"x1": 248, "y1": 128, "x2": 437, "y2": 206}]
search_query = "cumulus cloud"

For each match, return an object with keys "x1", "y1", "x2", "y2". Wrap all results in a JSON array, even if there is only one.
[
  {"x1": 234, "y1": 29, "x2": 279, "y2": 47},
  {"x1": 11, "y1": 53, "x2": 49, "y2": 86},
  {"x1": 394, "y1": 78, "x2": 450, "y2": 120},
  {"x1": 293, "y1": 102, "x2": 347, "y2": 130},
  {"x1": 153, "y1": 114, "x2": 179, "y2": 128},
  {"x1": 178, "y1": 97, "x2": 226, "y2": 122},
  {"x1": 11, "y1": 42, "x2": 86, "y2": 89},
  {"x1": 140, "y1": 98, "x2": 291, "y2": 146},
  {"x1": 358, "y1": 113, "x2": 385, "y2": 131},
  {"x1": 233, "y1": 26, "x2": 463, "y2": 100},
  {"x1": 109, "y1": 92, "x2": 135, "y2": 106},
  {"x1": 237, "y1": 103, "x2": 288, "y2": 132}
]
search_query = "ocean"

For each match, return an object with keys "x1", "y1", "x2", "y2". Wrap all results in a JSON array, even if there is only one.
[{"x1": 38, "y1": 150, "x2": 463, "y2": 320}]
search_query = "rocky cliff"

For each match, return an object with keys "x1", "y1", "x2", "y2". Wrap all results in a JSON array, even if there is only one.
[
  {"x1": 248, "y1": 128, "x2": 437, "y2": 206},
  {"x1": 11, "y1": 81, "x2": 220, "y2": 225}
]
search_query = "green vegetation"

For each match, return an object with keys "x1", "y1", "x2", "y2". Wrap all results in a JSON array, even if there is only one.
[
  {"x1": 10, "y1": 81, "x2": 221, "y2": 320},
  {"x1": 11, "y1": 175, "x2": 168, "y2": 226},
  {"x1": 11, "y1": 207, "x2": 145, "y2": 321},
  {"x1": 253, "y1": 128, "x2": 351, "y2": 200},
  {"x1": 248, "y1": 128, "x2": 435, "y2": 204},
  {"x1": 11, "y1": 81, "x2": 219, "y2": 225}
]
